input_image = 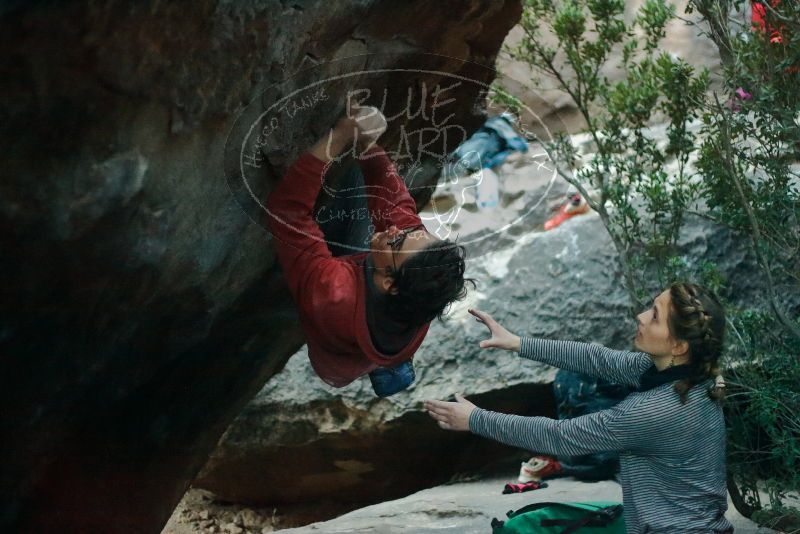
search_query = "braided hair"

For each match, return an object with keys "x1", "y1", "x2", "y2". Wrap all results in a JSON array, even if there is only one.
[
  {"x1": 667, "y1": 282, "x2": 727, "y2": 405},
  {"x1": 385, "y1": 238, "x2": 477, "y2": 328}
]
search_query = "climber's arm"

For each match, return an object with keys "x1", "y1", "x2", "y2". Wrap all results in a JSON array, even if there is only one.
[{"x1": 265, "y1": 121, "x2": 356, "y2": 299}]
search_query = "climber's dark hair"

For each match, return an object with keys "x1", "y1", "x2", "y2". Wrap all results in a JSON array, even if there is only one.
[
  {"x1": 666, "y1": 282, "x2": 727, "y2": 405},
  {"x1": 385, "y1": 238, "x2": 476, "y2": 328}
]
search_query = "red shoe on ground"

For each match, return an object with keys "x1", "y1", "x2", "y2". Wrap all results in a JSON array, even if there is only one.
[
  {"x1": 544, "y1": 193, "x2": 590, "y2": 231},
  {"x1": 518, "y1": 455, "x2": 564, "y2": 482}
]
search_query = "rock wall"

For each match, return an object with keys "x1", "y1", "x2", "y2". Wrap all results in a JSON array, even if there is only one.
[{"x1": 0, "y1": 1, "x2": 522, "y2": 532}]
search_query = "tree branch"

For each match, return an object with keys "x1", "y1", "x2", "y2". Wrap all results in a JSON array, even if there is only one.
[{"x1": 714, "y1": 94, "x2": 800, "y2": 343}]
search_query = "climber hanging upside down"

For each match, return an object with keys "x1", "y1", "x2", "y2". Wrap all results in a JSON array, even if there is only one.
[{"x1": 265, "y1": 104, "x2": 475, "y2": 396}]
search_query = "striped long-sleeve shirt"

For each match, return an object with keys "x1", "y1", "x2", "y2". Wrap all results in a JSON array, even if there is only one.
[{"x1": 469, "y1": 337, "x2": 733, "y2": 534}]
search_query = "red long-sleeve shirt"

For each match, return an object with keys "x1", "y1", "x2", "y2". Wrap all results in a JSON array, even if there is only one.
[{"x1": 265, "y1": 145, "x2": 431, "y2": 387}]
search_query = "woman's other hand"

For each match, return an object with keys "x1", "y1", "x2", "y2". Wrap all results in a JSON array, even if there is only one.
[
  {"x1": 469, "y1": 308, "x2": 521, "y2": 352},
  {"x1": 424, "y1": 394, "x2": 477, "y2": 431}
]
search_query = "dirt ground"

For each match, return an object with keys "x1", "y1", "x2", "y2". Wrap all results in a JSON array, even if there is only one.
[{"x1": 161, "y1": 488, "x2": 365, "y2": 534}]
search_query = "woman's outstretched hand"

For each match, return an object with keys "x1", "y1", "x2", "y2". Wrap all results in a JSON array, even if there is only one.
[
  {"x1": 469, "y1": 308, "x2": 521, "y2": 352},
  {"x1": 424, "y1": 394, "x2": 477, "y2": 432}
]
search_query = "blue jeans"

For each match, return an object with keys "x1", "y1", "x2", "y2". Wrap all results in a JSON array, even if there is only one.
[
  {"x1": 369, "y1": 359, "x2": 415, "y2": 397},
  {"x1": 554, "y1": 369, "x2": 631, "y2": 481},
  {"x1": 316, "y1": 164, "x2": 373, "y2": 257}
]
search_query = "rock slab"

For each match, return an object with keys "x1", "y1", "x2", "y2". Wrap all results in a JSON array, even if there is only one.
[{"x1": 278, "y1": 475, "x2": 777, "y2": 533}]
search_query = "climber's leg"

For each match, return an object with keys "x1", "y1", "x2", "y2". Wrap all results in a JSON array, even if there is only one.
[{"x1": 315, "y1": 163, "x2": 372, "y2": 257}]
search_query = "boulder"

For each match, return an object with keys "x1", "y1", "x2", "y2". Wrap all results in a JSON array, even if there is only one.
[{"x1": 0, "y1": 1, "x2": 521, "y2": 532}]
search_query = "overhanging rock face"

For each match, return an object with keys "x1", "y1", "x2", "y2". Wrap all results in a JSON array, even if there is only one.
[{"x1": 0, "y1": 1, "x2": 522, "y2": 532}]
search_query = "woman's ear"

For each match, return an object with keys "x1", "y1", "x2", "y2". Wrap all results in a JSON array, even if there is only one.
[{"x1": 671, "y1": 338, "x2": 689, "y2": 358}]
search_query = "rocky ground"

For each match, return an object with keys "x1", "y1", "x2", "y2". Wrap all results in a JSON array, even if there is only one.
[
  {"x1": 161, "y1": 487, "x2": 360, "y2": 534},
  {"x1": 164, "y1": 473, "x2": 781, "y2": 534},
  {"x1": 161, "y1": 488, "x2": 280, "y2": 534},
  {"x1": 162, "y1": 488, "x2": 290, "y2": 534},
  {"x1": 278, "y1": 475, "x2": 782, "y2": 534}
]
